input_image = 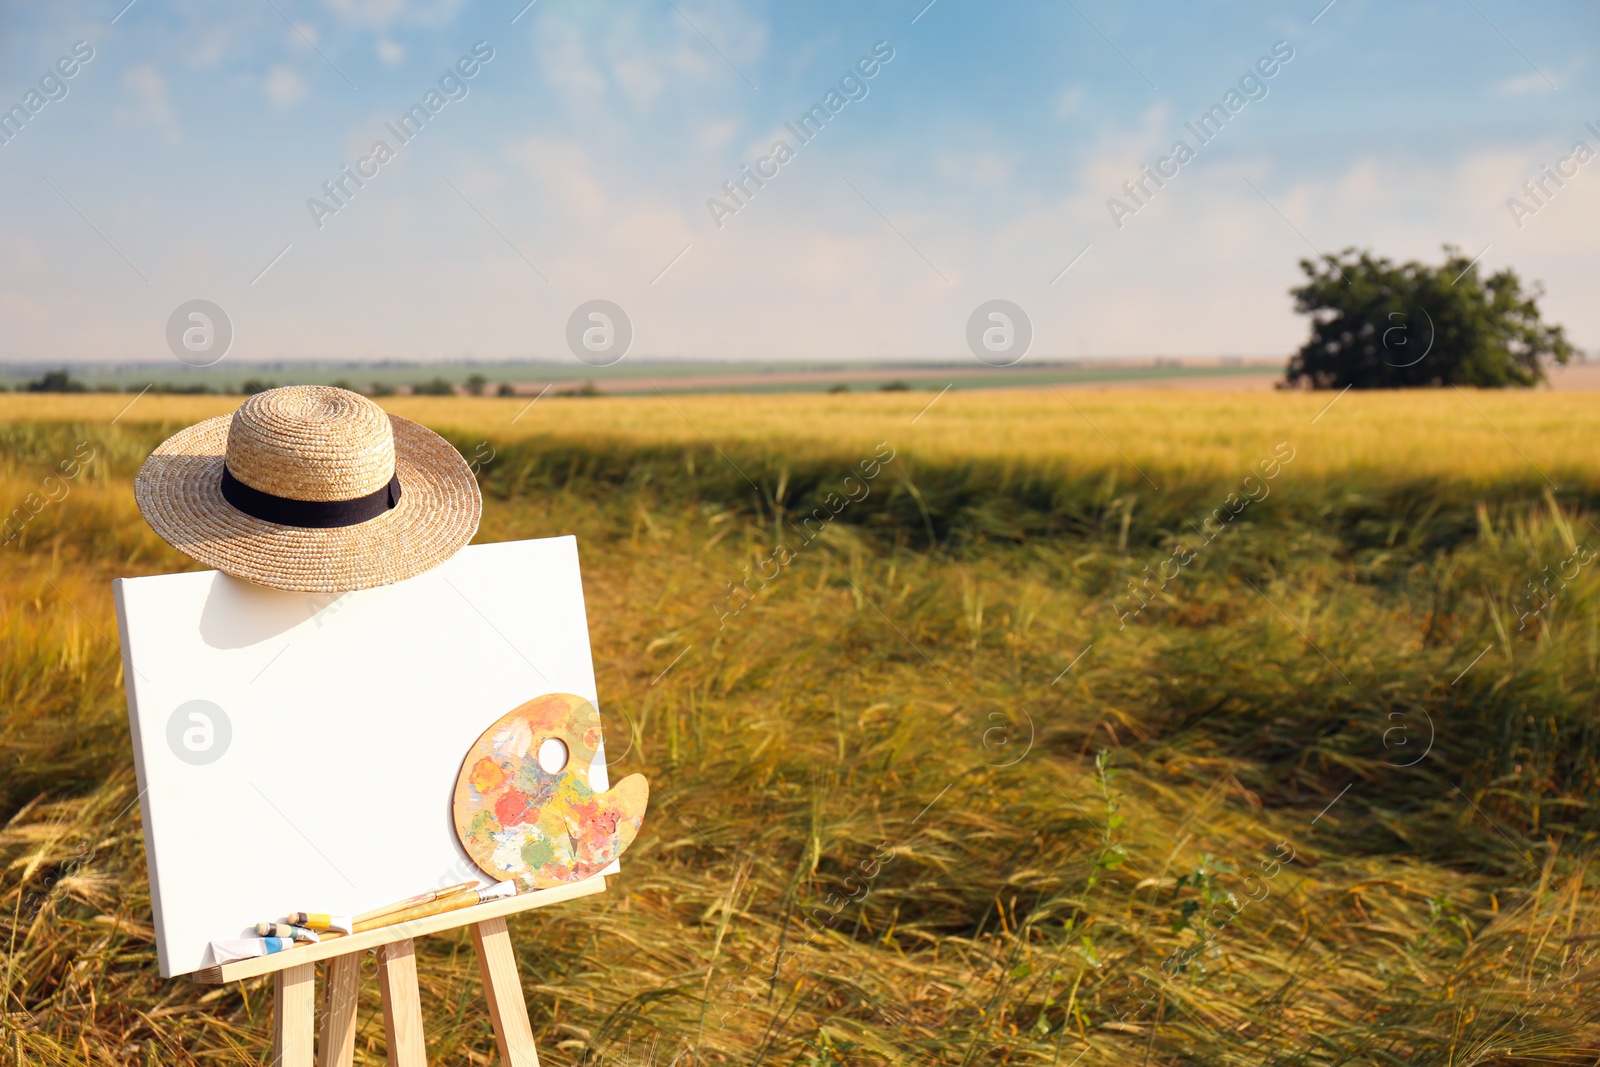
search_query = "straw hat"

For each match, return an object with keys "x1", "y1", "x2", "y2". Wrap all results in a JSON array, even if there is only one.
[{"x1": 135, "y1": 385, "x2": 481, "y2": 592}]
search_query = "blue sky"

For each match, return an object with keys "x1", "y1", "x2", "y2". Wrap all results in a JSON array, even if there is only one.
[{"x1": 0, "y1": 0, "x2": 1595, "y2": 365}]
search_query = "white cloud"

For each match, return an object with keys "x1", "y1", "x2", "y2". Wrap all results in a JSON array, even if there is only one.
[
  {"x1": 0, "y1": 236, "x2": 44, "y2": 279},
  {"x1": 119, "y1": 65, "x2": 179, "y2": 142},
  {"x1": 319, "y1": 0, "x2": 467, "y2": 29},
  {"x1": 531, "y1": 2, "x2": 767, "y2": 118},
  {"x1": 534, "y1": 20, "x2": 608, "y2": 116},
  {"x1": 191, "y1": 28, "x2": 231, "y2": 69},
  {"x1": 935, "y1": 151, "x2": 1013, "y2": 189},
  {"x1": 265, "y1": 66, "x2": 309, "y2": 108},
  {"x1": 123, "y1": 65, "x2": 172, "y2": 122},
  {"x1": 1496, "y1": 70, "x2": 1556, "y2": 95},
  {"x1": 376, "y1": 38, "x2": 406, "y2": 65},
  {"x1": 505, "y1": 138, "x2": 610, "y2": 222},
  {"x1": 698, "y1": 118, "x2": 740, "y2": 151}
]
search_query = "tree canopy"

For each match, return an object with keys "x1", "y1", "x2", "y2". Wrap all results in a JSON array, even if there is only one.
[{"x1": 1285, "y1": 247, "x2": 1576, "y2": 389}]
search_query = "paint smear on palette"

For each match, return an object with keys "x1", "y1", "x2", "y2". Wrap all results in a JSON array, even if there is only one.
[{"x1": 452, "y1": 693, "x2": 649, "y2": 891}]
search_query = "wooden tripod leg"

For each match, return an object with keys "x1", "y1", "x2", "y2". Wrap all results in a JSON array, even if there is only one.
[
  {"x1": 272, "y1": 962, "x2": 316, "y2": 1067},
  {"x1": 471, "y1": 917, "x2": 541, "y2": 1067},
  {"x1": 317, "y1": 953, "x2": 361, "y2": 1067},
  {"x1": 377, "y1": 939, "x2": 429, "y2": 1067}
]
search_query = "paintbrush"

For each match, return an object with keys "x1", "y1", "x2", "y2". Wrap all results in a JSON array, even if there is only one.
[
  {"x1": 353, "y1": 881, "x2": 516, "y2": 933},
  {"x1": 355, "y1": 881, "x2": 480, "y2": 925}
]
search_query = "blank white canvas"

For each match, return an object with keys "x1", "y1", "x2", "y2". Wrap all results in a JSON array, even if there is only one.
[{"x1": 113, "y1": 537, "x2": 615, "y2": 977}]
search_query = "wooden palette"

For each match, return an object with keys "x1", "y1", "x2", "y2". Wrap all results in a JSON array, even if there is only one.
[{"x1": 452, "y1": 693, "x2": 648, "y2": 891}]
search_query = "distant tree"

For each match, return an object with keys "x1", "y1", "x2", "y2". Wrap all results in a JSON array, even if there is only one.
[
  {"x1": 827, "y1": 383, "x2": 849, "y2": 394},
  {"x1": 465, "y1": 373, "x2": 488, "y2": 396},
  {"x1": 240, "y1": 379, "x2": 277, "y2": 395},
  {"x1": 329, "y1": 379, "x2": 356, "y2": 392},
  {"x1": 879, "y1": 380, "x2": 911, "y2": 392},
  {"x1": 496, "y1": 382, "x2": 516, "y2": 397},
  {"x1": 25, "y1": 369, "x2": 88, "y2": 393},
  {"x1": 1286, "y1": 247, "x2": 1577, "y2": 389},
  {"x1": 369, "y1": 381, "x2": 397, "y2": 397},
  {"x1": 412, "y1": 377, "x2": 456, "y2": 396}
]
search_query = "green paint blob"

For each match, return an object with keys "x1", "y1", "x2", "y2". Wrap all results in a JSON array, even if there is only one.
[{"x1": 522, "y1": 836, "x2": 555, "y2": 870}]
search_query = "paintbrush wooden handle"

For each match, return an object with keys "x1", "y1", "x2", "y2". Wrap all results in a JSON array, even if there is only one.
[
  {"x1": 353, "y1": 888, "x2": 479, "y2": 932},
  {"x1": 354, "y1": 881, "x2": 478, "y2": 924}
]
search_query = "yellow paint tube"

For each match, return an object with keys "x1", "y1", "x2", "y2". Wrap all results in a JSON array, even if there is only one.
[{"x1": 287, "y1": 911, "x2": 353, "y2": 935}]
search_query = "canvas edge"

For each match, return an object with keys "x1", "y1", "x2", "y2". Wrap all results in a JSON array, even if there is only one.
[
  {"x1": 566, "y1": 534, "x2": 623, "y2": 880},
  {"x1": 112, "y1": 576, "x2": 177, "y2": 979}
]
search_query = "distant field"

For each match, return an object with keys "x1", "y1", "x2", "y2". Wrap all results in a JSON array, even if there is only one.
[
  {"x1": 6, "y1": 387, "x2": 1600, "y2": 487},
  {"x1": 0, "y1": 358, "x2": 1287, "y2": 396},
  {"x1": 3, "y1": 388, "x2": 1599, "y2": 1066}
]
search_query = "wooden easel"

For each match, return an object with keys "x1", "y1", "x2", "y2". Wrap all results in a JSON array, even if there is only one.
[{"x1": 194, "y1": 877, "x2": 608, "y2": 1066}]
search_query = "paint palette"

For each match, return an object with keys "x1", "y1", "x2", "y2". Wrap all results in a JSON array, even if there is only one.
[{"x1": 452, "y1": 693, "x2": 648, "y2": 891}]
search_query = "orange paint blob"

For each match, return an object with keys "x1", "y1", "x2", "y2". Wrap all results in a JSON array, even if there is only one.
[
  {"x1": 494, "y1": 788, "x2": 533, "y2": 827},
  {"x1": 470, "y1": 757, "x2": 506, "y2": 794}
]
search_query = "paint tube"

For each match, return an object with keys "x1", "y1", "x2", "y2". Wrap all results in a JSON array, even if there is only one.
[
  {"x1": 208, "y1": 937, "x2": 298, "y2": 965},
  {"x1": 288, "y1": 911, "x2": 354, "y2": 934},
  {"x1": 255, "y1": 922, "x2": 321, "y2": 942}
]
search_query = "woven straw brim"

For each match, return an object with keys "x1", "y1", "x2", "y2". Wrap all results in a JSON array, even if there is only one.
[{"x1": 135, "y1": 413, "x2": 482, "y2": 592}]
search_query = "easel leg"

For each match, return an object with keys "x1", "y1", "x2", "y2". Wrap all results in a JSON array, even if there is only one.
[
  {"x1": 271, "y1": 962, "x2": 316, "y2": 1067},
  {"x1": 377, "y1": 939, "x2": 429, "y2": 1067},
  {"x1": 317, "y1": 954, "x2": 360, "y2": 1067},
  {"x1": 471, "y1": 917, "x2": 541, "y2": 1067}
]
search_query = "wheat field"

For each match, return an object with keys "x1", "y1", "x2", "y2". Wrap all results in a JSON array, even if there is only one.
[
  {"x1": 3, "y1": 388, "x2": 1598, "y2": 1067},
  {"x1": 7, "y1": 388, "x2": 1600, "y2": 485}
]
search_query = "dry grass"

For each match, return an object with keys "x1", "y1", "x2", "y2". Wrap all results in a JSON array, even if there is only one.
[{"x1": 2, "y1": 390, "x2": 1599, "y2": 1066}]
